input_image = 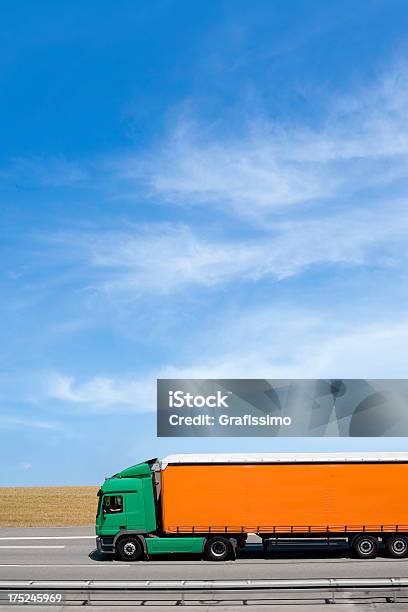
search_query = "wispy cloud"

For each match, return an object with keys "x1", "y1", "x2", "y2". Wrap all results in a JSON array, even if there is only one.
[
  {"x1": 76, "y1": 200, "x2": 408, "y2": 294},
  {"x1": 83, "y1": 62, "x2": 408, "y2": 296},
  {"x1": 45, "y1": 371, "x2": 155, "y2": 412},
  {"x1": 0, "y1": 416, "x2": 61, "y2": 430},
  {"x1": 175, "y1": 308, "x2": 408, "y2": 380},
  {"x1": 13, "y1": 63, "x2": 408, "y2": 300},
  {"x1": 38, "y1": 308, "x2": 408, "y2": 413},
  {"x1": 116, "y1": 65, "x2": 408, "y2": 220},
  {"x1": 6, "y1": 62, "x2": 408, "y2": 421}
]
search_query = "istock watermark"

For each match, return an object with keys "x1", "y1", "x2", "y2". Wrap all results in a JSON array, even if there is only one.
[
  {"x1": 157, "y1": 379, "x2": 408, "y2": 437},
  {"x1": 168, "y1": 390, "x2": 231, "y2": 409}
]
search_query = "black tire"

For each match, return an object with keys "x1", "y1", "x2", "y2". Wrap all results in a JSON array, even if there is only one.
[
  {"x1": 386, "y1": 535, "x2": 408, "y2": 558},
  {"x1": 204, "y1": 536, "x2": 233, "y2": 561},
  {"x1": 116, "y1": 536, "x2": 144, "y2": 561},
  {"x1": 351, "y1": 535, "x2": 378, "y2": 559}
]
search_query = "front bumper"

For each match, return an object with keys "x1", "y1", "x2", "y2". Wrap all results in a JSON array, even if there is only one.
[{"x1": 96, "y1": 535, "x2": 115, "y2": 554}]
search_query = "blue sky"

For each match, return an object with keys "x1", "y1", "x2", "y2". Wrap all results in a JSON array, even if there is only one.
[{"x1": 2, "y1": 0, "x2": 408, "y2": 485}]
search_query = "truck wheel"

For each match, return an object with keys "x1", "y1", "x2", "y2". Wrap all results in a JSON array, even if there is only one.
[
  {"x1": 116, "y1": 536, "x2": 144, "y2": 561},
  {"x1": 386, "y1": 535, "x2": 408, "y2": 558},
  {"x1": 351, "y1": 535, "x2": 378, "y2": 559},
  {"x1": 204, "y1": 537, "x2": 233, "y2": 561}
]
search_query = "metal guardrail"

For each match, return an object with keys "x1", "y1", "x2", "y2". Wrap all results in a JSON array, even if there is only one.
[
  {"x1": 1, "y1": 578, "x2": 408, "y2": 588},
  {"x1": 1, "y1": 578, "x2": 408, "y2": 606}
]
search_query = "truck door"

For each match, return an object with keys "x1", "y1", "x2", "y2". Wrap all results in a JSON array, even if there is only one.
[{"x1": 125, "y1": 491, "x2": 147, "y2": 530}]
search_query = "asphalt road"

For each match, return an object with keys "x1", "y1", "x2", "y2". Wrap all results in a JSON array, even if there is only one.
[
  {"x1": 1, "y1": 527, "x2": 408, "y2": 582},
  {"x1": 2, "y1": 529, "x2": 408, "y2": 610}
]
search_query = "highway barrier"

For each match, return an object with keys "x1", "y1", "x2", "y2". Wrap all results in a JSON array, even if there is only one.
[{"x1": 1, "y1": 577, "x2": 408, "y2": 606}]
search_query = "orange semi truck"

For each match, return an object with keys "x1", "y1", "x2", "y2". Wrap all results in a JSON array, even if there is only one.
[{"x1": 96, "y1": 453, "x2": 408, "y2": 561}]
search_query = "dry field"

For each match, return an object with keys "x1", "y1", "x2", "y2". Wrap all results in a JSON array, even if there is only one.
[{"x1": 0, "y1": 486, "x2": 99, "y2": 527}]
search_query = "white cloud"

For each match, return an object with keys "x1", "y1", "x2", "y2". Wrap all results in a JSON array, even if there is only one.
[
  {"x1": 67, "y1": 64, "x2": 408, "y2": 297},
  {"x1": 40, "y1": 308, "x2": 408, "y2": 413},
  {"x1": 119, "y1": 121, "x2": 339, "y2": 215},
  {"x1": 46, "y1": 372, "x2": 155, "y2": 412},
  {"x1": 0, "y1": 416, "x2": 61, "y2": 430},
  {"x1": 82, "y1": 201, "x2": 408, "y2": 294},
  {"x1": 116, "y1": 65, "x2": 408, "y2": 219},
  {"x1": 180, "y1": 309, "x2": 408, "y2": 380},
  {"x1": 10, "y1": 62, "x2": 408, "y2": 420},
  {"x1": 18, "y1": 63, "x2": 408, "y2": 301},
  {"x1": 161, "y1": 313, "x2": 408, "y2": 383},
  {"x1": 20, "y1": 462, "x2": 32, "y2": 470}
]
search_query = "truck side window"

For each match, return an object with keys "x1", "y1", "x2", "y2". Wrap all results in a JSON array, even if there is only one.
[{"x1": 103, "y1": 495, "x2": 123, "y2": 514}]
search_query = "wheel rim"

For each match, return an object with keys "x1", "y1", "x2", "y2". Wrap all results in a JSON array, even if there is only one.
[
  {"x1": 359, "y1": 540, "x2": 374, "y2": 554},
  {"x1": 392, "y1": 538, "x2": 407, "y2": 554},
  {"x1": 123, "y1": 542, "x2": 137, "y2": 556},
  {"x1": 211, "y1": 541, "x2": 227, "y2": 557}
]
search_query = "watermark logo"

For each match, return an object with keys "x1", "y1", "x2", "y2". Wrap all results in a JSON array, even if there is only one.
[{"x1": 169, "y1": 390, "x2": 231, "y2": 409}]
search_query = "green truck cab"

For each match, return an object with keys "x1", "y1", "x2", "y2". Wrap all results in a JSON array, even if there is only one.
[{"x1": 95, "y1": 459, "x2": 207, "y2": 561}]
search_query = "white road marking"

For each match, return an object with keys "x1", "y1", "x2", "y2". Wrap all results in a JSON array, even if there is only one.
[
  {"x1": 0, "y1": 536, "x2": 94, "y2": 541},
  {"x1": 0, "y1": 564, "x2": 129, "y2": 567},
  {"x1": 0, "y1": 546, "x2": 65, "y2": 549}
]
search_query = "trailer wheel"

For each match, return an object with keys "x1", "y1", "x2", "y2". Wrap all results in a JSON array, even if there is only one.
[
  {"x1": 351, "y1": 535, "x2": 378, "y2": 559},
  {"x1": 386, "y1": 535, "x2": 408, "y2": 558},
  {"x1": 204, "y1": 537, "x2": 233, "y2": 561},
  {"x1": 116, "y1": 536, "x2": 144, "y2": 561}
]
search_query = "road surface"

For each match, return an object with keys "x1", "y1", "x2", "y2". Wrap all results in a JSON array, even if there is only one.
[
  {"x1": 1, "y1": 527, "x2": 408, "y2": 580},
  {"x1": 1, "y1": 528, "x2": 408, "y2": 609}
]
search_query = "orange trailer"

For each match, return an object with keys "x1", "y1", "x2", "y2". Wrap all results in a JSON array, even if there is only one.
[{"x1": 159, "y1": 452, "x2": 408, "y2": 559}]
